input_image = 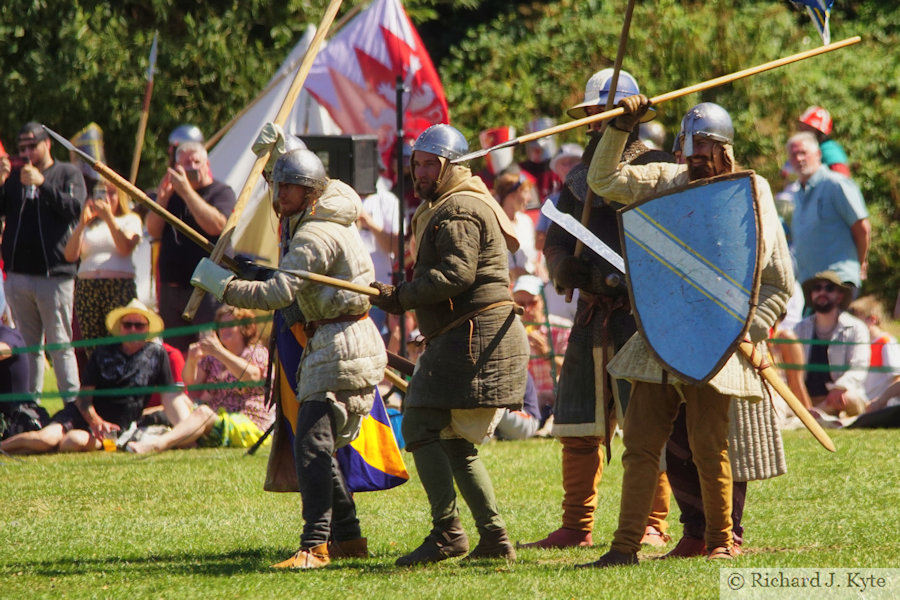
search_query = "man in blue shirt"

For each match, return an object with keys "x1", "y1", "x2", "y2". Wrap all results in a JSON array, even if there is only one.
[{"x1": 787, "y1": 131, "x2": 869, "y2": 296}]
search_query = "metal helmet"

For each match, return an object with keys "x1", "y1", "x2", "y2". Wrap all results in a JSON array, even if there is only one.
[
  {"x1": 412, "y1": 124, "x2": 469, "y2": 161},
  {"x1": 525, "y1": 117, "x2": 558, "y2": 162},
  {"x1": 168, "y1": 124, "x2": 204, "y2": 147},
  {"x1": 639, "y1": 121, "x2": 666, "y2": 150},
  {"x1": 798, "y1": 105, "x2": 833, "y2": 136},
  {"x1": 271, "y1": 148, "x2": 327, "y2": 191},
  {"x1": 679, "y1": 102, "x2": 733, "y2": 158},
  {"x1": 567, "y1": 68, "x2": 646, "y2": 119}
]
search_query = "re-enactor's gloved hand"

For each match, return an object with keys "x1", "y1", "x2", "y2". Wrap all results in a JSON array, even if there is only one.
[
  {"x1": 252, "y1": 122, "x2": 288, "y2": 174},
  {"x1": 369, "y1": 281, "x2": 404, "y2": 314},
  {"x1": 191, "y1": 258, "x2": 235, "y2": 301},
  {"x1": 613, "y1": 94, "x2": 651, "y2": 133},
  {"x1": 553, "y1": 256, "x2": 592, "y2": 291},
  {"x1": 234, "y1": 254, "x2": 276, "y2": 281}
]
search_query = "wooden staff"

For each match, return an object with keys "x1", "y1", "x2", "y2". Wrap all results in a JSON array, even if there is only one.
[
  {"x1": 183, "y1": 0, "x2": 345, "y2": 321},
  {"x1": 453, "y1": 36, "x2": 862, "y2": 164},
  {"x1": 739, "y1": 340, "x2": 835, "y2": 452},
  {"x1": 567, "y1": 0, "x2": 636, "y2": 303},
  {"x1": 129, "y1": 32, "x2": 158, "y2": 184}
]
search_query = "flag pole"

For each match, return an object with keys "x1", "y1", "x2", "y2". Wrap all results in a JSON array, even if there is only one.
[
  {"x1": 395, "y1": 75, "x2": 408, "y2": 357},
  {"x1": 182, "y1": 0, "x2": 345, "y2": 321},
  {"x1": 128, "y1": 32, "x2": 158, "y2": 184},
  {"x1": 453, "y1": 36, "x2": 862, "y2": 164}
]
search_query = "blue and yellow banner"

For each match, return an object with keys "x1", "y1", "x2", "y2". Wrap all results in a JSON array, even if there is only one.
[{"x1": 274, "y1": 310, "x2": 408, "y2": 493}]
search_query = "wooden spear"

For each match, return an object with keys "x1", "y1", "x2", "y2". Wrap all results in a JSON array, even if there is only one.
[
  {"x1": 566, "y1": 0, "x2": 636, "y2": 303},
  {"x1": 182, "y1": 0, "x2": 345, "y2": 321},
  {"x1": 453, "y1": 36, "x2": 862, "y2": 164},
  {"x1": 739, "y1": 340, "x2": 835, "y2": 452},
  {"x1": 129, "y1": 32, "x2": 158, "y2": 184}
]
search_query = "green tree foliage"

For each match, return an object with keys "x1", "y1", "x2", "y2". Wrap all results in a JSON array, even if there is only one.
[{"x1": 438, "y1": 0, "x2": 900, "y2": 300}]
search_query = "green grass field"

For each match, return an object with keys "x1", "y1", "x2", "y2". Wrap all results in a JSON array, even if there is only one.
[{"x1": 2, "y1": 427, "x2": 897, "y2": 600}]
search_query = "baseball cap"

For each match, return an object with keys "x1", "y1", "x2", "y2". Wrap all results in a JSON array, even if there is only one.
[{"x1": 18, "y1": 122, "x2": 49, "y2": 143}]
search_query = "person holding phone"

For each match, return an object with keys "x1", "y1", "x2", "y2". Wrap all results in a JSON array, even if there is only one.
[
  {"x1": 146, "y1": 141, "x2": 235, "y2": 353},
  {"x1": 64, "y1": 181, "x2": 142, "y2": 365},
  {"x1": 0, "y1": 122, "x2": 86, "y2": 401}
]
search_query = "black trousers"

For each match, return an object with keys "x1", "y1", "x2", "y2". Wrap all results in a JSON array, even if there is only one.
[
  {"x1": 294, "y1": 399, "x2": 360, "y2": 548},
  {"x1": 666, "y1": 404, "x2": 747, "y2": 544}
]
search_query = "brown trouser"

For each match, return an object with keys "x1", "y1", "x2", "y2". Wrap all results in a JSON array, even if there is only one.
[
  {"x1": 611, "y1": 381, "x2": 732, "y2": 554},
  {"x1": 560, "y1": 436, "x2": 669, "y2": 533}
]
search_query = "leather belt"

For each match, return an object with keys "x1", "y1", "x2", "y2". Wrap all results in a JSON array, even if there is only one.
[{"x1": 303, "y1": 312, "x2": 368, "y2": 337}]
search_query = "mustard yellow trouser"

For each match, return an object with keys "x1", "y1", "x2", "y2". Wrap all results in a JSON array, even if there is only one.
[
  {"x1": 560, "y1": 437, "x2": 670, "y2": 533},
  {"x1": 610, "y1": 381, "x2": 732, "y2": 555}
]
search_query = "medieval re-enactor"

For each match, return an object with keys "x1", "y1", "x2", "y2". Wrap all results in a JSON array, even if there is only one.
[
  {"x1": 191, "y1": 147, "x2": 387, "y2": 569},
  {"x1": 369, "y1": 124, "x2": 528, "y2": 566},
  {"x1": 522, "y1": 68, "x2": 674, "y2": 551},
  {"x1": 580, "y1": 97, "x2": 794, "y2": 566}
]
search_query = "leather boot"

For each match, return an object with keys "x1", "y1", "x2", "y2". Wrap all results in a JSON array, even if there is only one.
[
  {"x1": 576, "y1": 550, "x2": 638, "y2": 569},
  {"x1": 396, "y1": 518, "x2": 469, "y2": 567},
  {"x1": 464, "y1": 528, "x2": 516, "y2": 561},
  {"x1": 517, "y1": 527, "x2": 593, "y2": 549},
  {"x1": 271, "y1": 543, "x2": 330, "y2": 569},
  {"x1": 328, "y1": 537, "x2": 368, "y2": 559},
  {"x1": 656, "y1": 535, "x2": 706, "y2": 560}
]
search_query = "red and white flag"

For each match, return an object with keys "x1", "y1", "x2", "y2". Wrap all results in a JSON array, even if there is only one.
[{"x1": 305, "y1": 0, "x2": 449, "y2": 162}]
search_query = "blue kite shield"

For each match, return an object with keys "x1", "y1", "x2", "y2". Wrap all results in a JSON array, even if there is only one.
[{"x1": 618, "y1": 171, "x2": 762, "y2": 385}]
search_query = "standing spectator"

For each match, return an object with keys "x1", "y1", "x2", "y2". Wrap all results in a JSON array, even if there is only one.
[
  {"x1": 369, "y1": 124, "x2": 528, "y2": 566},
  {"x1": 787, "y1": 131, "x2": 869, "y2": 294},
  {"x1": 583, "y1": 97, "x2": 793, "y2": 566},
  {"x1": 848, "y1": 295, "x2": 900, "y2": 413},
  {"x1": 793, "y1": 272, "x2": 870, "y2": 417},
  {"x1": 146, "y1": 141, "x2": 235, "y2": 353},
  {"x1": 64, "y1": 181, "x2": 142, "y2": 363},
  {"x1": 534, "y1": 143, "x2": 583, "y2": 253},
  {"x1": 0, "y1": 122, "x2": 86, "y2": 400},
  {"x1": 494, "y1": 172, "x2": 538, "y2": 279},
  {"x1": 0, "y1": 300, "x2": 189, "y2": 454},
  {"x1": 797, "y1": 106, "x2": 850, "y2": 177},
  {"x1": 128, "y1": 304, "x2": 272, "y2": 453},
  {"x1": 357, "y1": 172, "x2": 401, "y2": 338}
]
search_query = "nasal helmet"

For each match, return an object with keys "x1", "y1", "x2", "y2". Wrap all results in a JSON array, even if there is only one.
[
  {"x1": 567, "y1": 68, "x2": 652, "y2": 120},
  {"x1": 798, "y1": 106, "x2": 833, "y2": 136},
  {"x1": 412, "y1": 124, "x2": 469, "y2": 162},
  {"x1": 679, "y1": 102, "x2": 733, "y2": 157},
  {"x1": 168, "y1": 124, "x2": 204, "y2": 147},
  {"x1": 271, "y1": 149, "x2": 328, "y2": 191}
]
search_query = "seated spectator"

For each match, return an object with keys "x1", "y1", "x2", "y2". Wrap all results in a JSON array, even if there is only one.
[
  {"x1": 847, "y1": 295, "x2": 900, "y2": 413},
  {"x1": 791, "y1": 272, "x2": 869, "y2": 417},
  {"x1": 0, "y1": 317, "x2": 50, "y2": 440},
  {"x1": 127, "y1": 305, "x2": 272, "y2": 453},
  {"x1": 513, "y1": 274, "x2": 571, "y2": 422},
  {"x1": 0, "y1": 299, "x2": 191, "y2": 454},
  {"x1": 64, "y1": 181, "x2": 141, "y2": 367}
]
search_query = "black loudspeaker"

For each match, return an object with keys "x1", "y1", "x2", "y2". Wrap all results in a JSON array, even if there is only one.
[{"x1": 300, "y1": 134, "x2": 379, "y2": 196}]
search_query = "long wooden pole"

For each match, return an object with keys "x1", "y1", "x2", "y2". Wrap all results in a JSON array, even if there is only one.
[
  {"x1": 129, "y1": 32, "x2": 158, "y2": 184},
  {"x1": 567, "y1": 0, "x2": 636, "y2": 303},
  {"x1": 739, "y1": 341, "x2": 836, "y2": 452},
  {"x1": 182, "y1": 0, "x2": 345, "y2": 321},
  {"x1": 453, "y1": 36, "x2": 862, "y2": 164}
]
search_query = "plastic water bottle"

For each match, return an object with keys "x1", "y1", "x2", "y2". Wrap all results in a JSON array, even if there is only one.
[{"x1": 25, "y1": 184, "x2": 38, "y2": 200}]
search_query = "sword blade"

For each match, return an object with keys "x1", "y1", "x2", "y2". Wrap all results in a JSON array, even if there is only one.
[{"x1": 541, "y1": 199, "x2": 625, "y2": 274}]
